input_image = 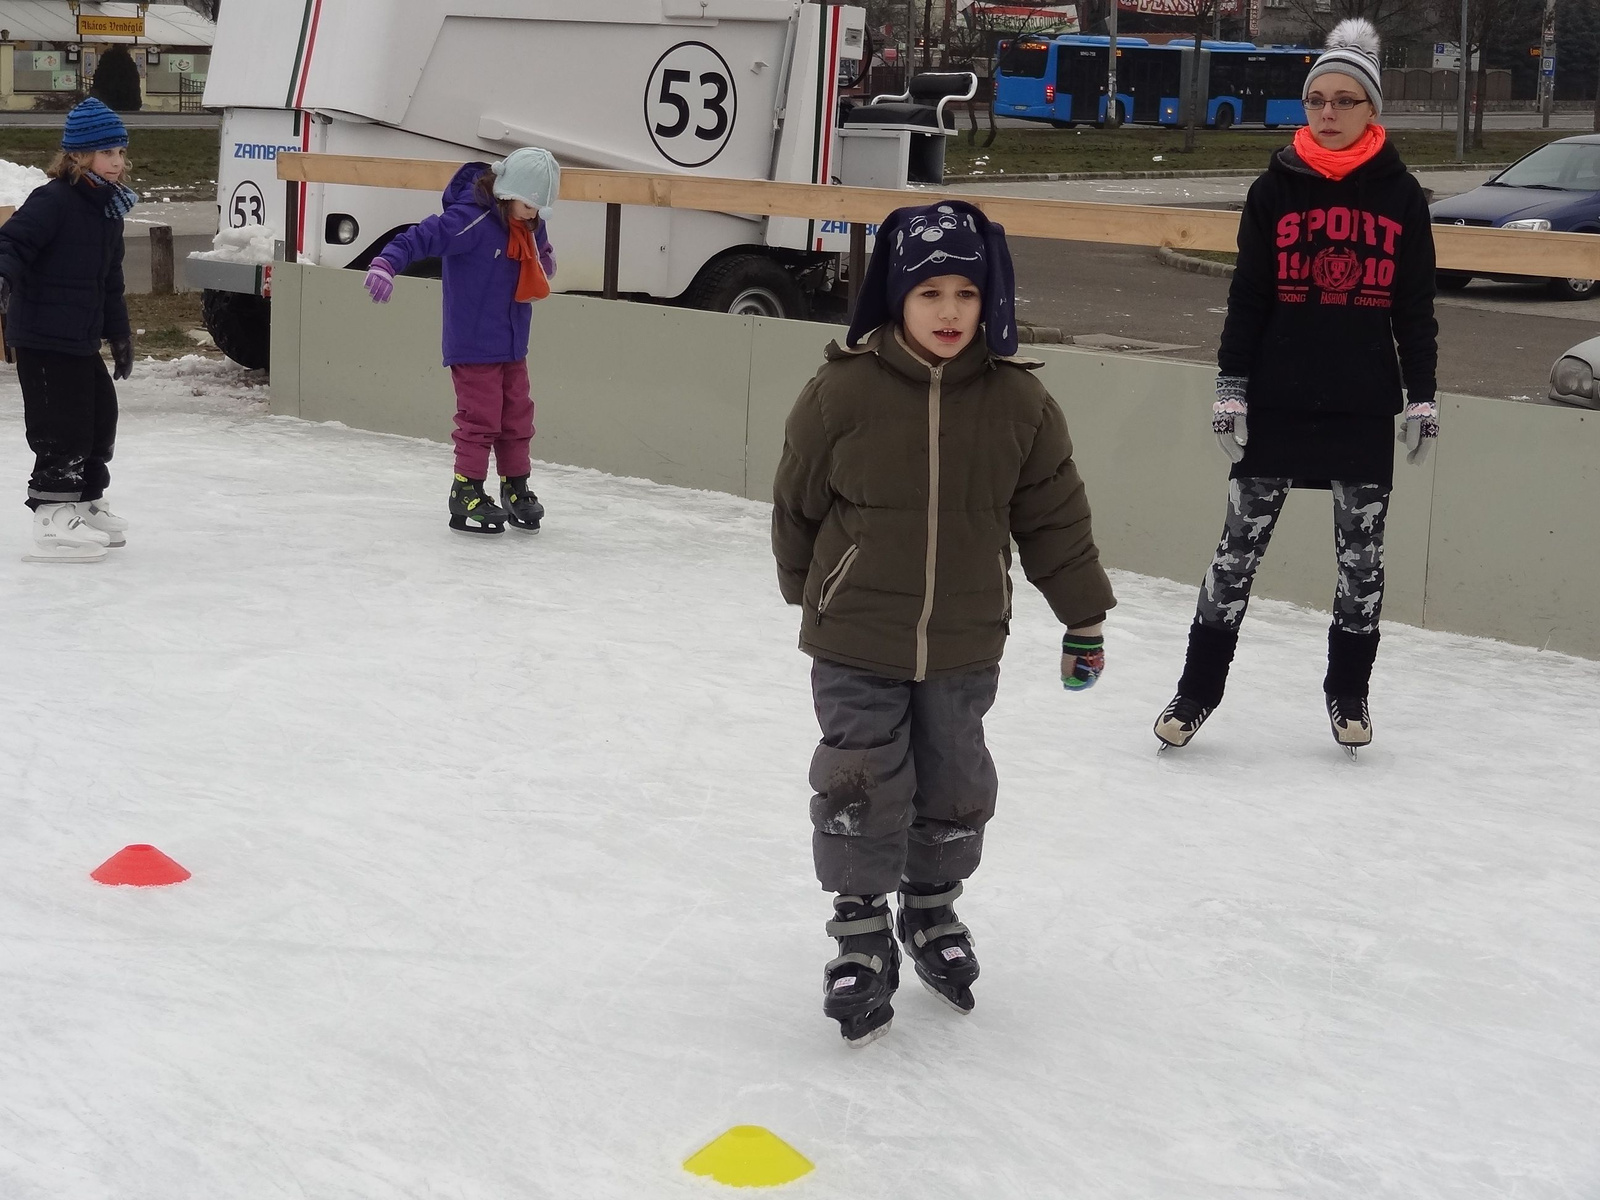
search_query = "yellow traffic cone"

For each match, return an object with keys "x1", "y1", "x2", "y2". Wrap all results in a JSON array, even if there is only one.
[{"x1": 682, "y1": 1125, "x2": 814, "y2": 1188}]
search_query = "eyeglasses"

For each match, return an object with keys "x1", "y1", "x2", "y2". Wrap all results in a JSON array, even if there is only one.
[{"x1": 1303, "y1": 97, "x2": 1369, "y2": 111}]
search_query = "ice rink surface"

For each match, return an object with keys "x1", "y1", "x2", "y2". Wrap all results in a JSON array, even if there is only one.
[{"x1": 2, "y1": 359, "x2": 1596, "y2": 1199}]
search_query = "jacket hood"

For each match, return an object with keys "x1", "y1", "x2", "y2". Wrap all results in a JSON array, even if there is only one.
[
  {"x1": 1270, "y1": 139, "x2": 1406, "y2": 182},
  {"x1": 444, "y1": 161, "x2": 491, "y2": 209}
]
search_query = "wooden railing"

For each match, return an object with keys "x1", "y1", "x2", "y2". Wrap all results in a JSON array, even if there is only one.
[{"x1": 277, "y1": 152, "x2": 1600, "y2": 285}]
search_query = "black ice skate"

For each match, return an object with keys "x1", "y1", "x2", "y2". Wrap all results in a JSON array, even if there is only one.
[
  {"x1": 449, "y1": 474, "x2": 507, "y2": 534},
  {"x1": 896, "y1": 880, "x2": 978, "y2": 1015},
  {"x1": 1154, "y1": 693, "x2": 1214, "y2": 750},
  {"x1": 823, "y1": 893, "x2": 900, "y2": 1047},
  {"x1": 1325, "y1": 693, "x2": 1372, "y2": 759},
  {"x1": 499, "y1": 475, "x2": 545, "y2": 532}
]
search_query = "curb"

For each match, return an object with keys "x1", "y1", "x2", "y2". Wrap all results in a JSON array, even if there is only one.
[
  {"x1": 947, "y1": 162, "x2": 1511, "y2": 185},
  {"x1": 1157, "y1": 246, "x2": 1235, "y2": 278},
  {"x1": 1017, "y1": 324, "x2": 1071, "y2": 344}
]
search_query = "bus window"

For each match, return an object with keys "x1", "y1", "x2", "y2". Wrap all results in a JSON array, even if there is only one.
[{"x1": 1000, "y1": 41, "x2": 1049, "y2": 79}]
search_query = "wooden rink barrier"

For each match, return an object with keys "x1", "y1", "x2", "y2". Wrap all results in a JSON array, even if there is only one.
[
  {"x1": 278, "y1": 151, "x2": 1600, "y2": 278},
  {"x1": 266, "y1": 154, "x2": 1600, "y2": 659}
]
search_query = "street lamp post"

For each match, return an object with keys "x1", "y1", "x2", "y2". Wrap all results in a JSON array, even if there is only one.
[
  {"x1": 1455, "y1": 0, "x2": 1468, "y2": 162},
  {"x1": 1107, "y1": 0, "x2": 1120, "y2": 128}
]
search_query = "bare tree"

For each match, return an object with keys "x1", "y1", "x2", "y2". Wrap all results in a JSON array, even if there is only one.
[
  {"x1": 1432, "y1": 0, "x2": 1544, "y2": 148},
  {"x1": 1273, "y1": 0, "x2": 1441, "y2": 45}
]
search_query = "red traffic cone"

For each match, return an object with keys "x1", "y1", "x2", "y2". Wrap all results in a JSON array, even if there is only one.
[{"x1": 91, "y1": 844, "x2": 191, "y2": 887}]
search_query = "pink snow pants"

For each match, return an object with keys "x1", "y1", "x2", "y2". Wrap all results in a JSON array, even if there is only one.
[{"x1": 449, "y1": 360, "x2": 534, "y2": 479}]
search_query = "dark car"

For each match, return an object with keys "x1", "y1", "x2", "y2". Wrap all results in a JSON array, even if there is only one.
[{"x1": 1429, "y1": 134, "x2": 1600, "y2": 300}]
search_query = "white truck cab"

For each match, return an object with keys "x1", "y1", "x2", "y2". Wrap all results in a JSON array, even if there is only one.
[{"x1": 194, "y1": 0, "x2": 905, "y2": 368}]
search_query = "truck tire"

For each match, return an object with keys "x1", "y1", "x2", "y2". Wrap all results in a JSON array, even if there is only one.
[
  {"x1": 202, "y1": 288, "x2": 272, "y2": 371},
  {"x1": 686, "y1": 254, "x2": 807, "y2": 320}
]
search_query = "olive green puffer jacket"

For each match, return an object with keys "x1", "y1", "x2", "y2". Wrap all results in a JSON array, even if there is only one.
[{"x1": 772, "y1": 327, "x2": 1115, "y2": 681}]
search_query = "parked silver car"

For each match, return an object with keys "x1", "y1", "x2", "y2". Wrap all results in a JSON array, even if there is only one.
[{"x1": 1549, "y1": 335, "x2": 1600, "y2": 407}]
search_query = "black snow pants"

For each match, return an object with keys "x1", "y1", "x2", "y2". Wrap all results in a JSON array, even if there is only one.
[{"x1": 16, "y1": 347, "x2": 118, "y2": 508}]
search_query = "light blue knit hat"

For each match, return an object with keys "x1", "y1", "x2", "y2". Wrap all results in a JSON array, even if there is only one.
[
  {"x1": 61, "y1": 97, "x2": 129, "y2": 152},
  {"x1": 490, "y1": 147, "x2": 560, "y2": 221}
]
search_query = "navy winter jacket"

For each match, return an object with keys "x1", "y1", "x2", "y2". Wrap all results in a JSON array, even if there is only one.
[{"x1": 0, "y1": 175, "x2": 131, "y2": 356}]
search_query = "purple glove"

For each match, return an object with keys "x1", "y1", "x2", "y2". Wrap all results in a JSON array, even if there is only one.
[
  {"x1": 535, "y1": 225, "x2": 557, "y2": 280},
  {"x1": 363, "y1": 257, "x2": 395, "y2": 303}
]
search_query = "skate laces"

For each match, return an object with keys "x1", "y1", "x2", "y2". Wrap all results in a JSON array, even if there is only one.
[
  {"x1": 1327, "y1": 695, "x2": 1369, "y2": 726},
  {"x1": 1164, "y1": 695, "x2": 1210, "y2": 727}
]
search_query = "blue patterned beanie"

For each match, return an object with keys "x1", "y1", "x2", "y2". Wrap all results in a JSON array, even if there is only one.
[{"x1": 61, "y1": 98, "x2": 129, "y2": 152}]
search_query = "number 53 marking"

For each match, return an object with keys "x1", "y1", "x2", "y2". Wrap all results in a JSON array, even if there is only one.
[{"x1": 646, "y1": 42, "x2": 738, "y2": 168}]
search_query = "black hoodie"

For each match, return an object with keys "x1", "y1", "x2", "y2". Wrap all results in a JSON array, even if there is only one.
[{"x1": 1218, "y1": 141, "x2": 1437, "y2": 418}]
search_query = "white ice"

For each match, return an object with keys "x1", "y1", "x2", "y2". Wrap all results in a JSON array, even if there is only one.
[
  {"x1": 0, "y1": 157, "x2": 48, "y2": 208},
  {"x1": 188, "y1": 223, "x2": 278, "y2": 266},
  {"x1": 1, "y1": 359, "x2": 1597, "y2": 1200}
]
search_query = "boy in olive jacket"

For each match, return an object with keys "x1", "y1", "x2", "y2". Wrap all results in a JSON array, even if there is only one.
[{"x1": 772, "y1": 201, "x2": 1115, "y2": 1045}]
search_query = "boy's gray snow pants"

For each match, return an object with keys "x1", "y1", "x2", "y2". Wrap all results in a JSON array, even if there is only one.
[{"x1": 808, "y1": 658, "x2": 1000, "y2": 896}]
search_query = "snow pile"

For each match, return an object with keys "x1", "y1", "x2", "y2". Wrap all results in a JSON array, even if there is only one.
[
  {"x1": 188, "y1": 223, "x2": 277, "y2": 265},
  {"x1": 0, "y1": 157, "x2": 48, "y2": 208},
  {"x1": 0, "y1": 360, "x2": 1597, "y2": 1198}
]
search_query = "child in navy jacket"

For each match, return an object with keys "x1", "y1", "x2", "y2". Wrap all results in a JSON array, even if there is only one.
[{"x1": 0, "y1": 98, "x2": 138, "y2": 562}]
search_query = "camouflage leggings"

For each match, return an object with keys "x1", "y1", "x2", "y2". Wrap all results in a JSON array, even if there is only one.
[{"x1": 1196, "y1": 478, "x2": 1390, "y2": 635}]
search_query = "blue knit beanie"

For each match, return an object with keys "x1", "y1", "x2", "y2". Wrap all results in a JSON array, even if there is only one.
[
  {"x1": 61, "y1": 98, "x2": 129, "y2": 152},
  {"x1": 846, "y1": 201, "x2": 1018, "y2": 356}
]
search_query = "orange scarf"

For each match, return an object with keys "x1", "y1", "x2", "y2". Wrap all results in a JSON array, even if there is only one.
[
  {"x1": 507, "y1": 221, "x2": 550, "y2": 303},
  {"x1": 1292, "y1": 123, "x2": 1387, "y2": 181}
]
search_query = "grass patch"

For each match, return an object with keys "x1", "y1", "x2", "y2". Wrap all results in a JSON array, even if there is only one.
[
  {"x1": 0, "y1": 127, "x2": 219, "y2": 200},
  {"x1": 946, "y1": 126, "x2": 1565, "y2": 177},
  {"x1": 125, "y1": 291, "x2": 218, "y2": 359}
]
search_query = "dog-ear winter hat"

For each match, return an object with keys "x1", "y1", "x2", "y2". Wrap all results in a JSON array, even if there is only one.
[
  {"x1": 491, "y1": 147, "x2": 560, "y2": 220},
  {"x1": 60, "y1": 98, "x2": 129, "y2": 152},
  {"x1": 1303, "y1": 19, "x2": 1384, "y2": 117},
  {"x1": 845, "y1": 200, "x2": 1018, "y2": 356}
]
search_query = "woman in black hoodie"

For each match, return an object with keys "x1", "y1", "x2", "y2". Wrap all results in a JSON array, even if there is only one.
[{"x1": 1154, "y1": 19, "x2": 1438, "y2": 755}]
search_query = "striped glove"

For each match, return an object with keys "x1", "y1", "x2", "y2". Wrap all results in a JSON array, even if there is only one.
[
  {"x1": 1213, "y1": 375, "x2": 1249, "y2": 463},
  {"x1": 363, "y1": 257, "x2": 396, "y2": 304},
  {"x1": 1061, "y1": 631, "x2": 1106, "y2": 692},
  {"x1": 1399, "y1": 399, "x2": 1439, "y2": 466}
]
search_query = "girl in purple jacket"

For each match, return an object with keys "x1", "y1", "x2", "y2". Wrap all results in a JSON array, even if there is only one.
[{"x1": 363, "y1": 148, "x2": 558, "y2": 534}]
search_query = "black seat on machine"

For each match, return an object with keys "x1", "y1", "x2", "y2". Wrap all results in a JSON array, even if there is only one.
[{"x1": 844, "y1": 72, "x2": 977, "y2": 132}]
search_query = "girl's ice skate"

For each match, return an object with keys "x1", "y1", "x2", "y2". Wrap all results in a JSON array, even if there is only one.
[
  {"x1": 1154, "y1": 694, "x2": 1214, "y2": 750},
  {"x1": 81, "y1": 499, "x2": 128, "y2": 547},
  {"x1": 448, "y1": 474, "x2": 507, "y2": 534},
  {"x1": 896, "y1": 880, "x2": 979, "y2": 1014},
  {"x1": 25, "y1": 503, "x2": 110, "y2": 563},
  {"x1": 1325, "y1": 693, "x2": 1372, "y2": 758},
  {"x1": 823, "y1": 893, "x2": 900, "y2": 1046},
  {"x1": 499, "y1": 475, "x2": 544, "y2": 532}
]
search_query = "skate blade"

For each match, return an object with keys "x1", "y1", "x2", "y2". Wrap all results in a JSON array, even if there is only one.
[
  {"x1": 915, "y1": 969, "x2": 975, "y2": 1015},
  {"x1": 448, "y1": 517, "x2": 505, "y2": 535},
  {"x1": 506, "y1": 518, "x2": 541, "y2": 532},
  {"x1": 22, "y1": 548, "x2": 107, "y2": 563},
  {"x1": 843, "y1": 1015, "x2": 893, "y2": 1048}
]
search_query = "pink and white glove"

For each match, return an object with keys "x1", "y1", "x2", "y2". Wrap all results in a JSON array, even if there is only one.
[
  {"x1": 1213, "y1": 375, "x2": 1249, "y2": 464},
  {"x1": 363, "y1": 257, "x2": 396, "y2": 304},
  {"x1": 1399, "y1": 399, "x2": 1439, "y2": 466}
]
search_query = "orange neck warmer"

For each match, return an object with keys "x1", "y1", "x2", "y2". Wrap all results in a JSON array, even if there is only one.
[
  {"x1": 507, "y1": 220, "x2": 550, "y2": 303},
  {"x1": 1292, "y1": 123, "x2": 1387, "y2": 181}
]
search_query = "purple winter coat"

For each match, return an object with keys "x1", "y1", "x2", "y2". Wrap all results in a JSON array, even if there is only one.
[{"x1": 377, "y1": 161, "x2": 555, "y2": 367}]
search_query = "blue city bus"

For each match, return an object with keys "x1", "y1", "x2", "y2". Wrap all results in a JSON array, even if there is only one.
[{"x1": 995, "y1": 34, "x2": 1315, "y2": 129}]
